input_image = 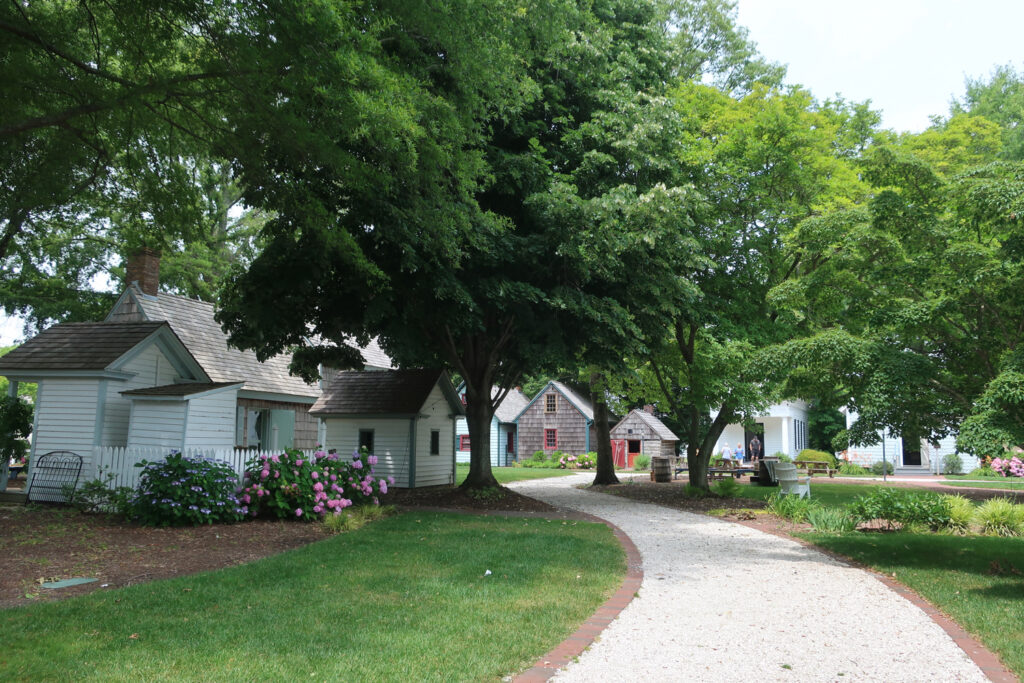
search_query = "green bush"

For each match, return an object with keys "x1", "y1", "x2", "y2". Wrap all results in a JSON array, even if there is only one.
[
  {"x1": 129, "y1": 452, "x2": 247, "y2": 526},
  {"x1": 870, "y1": 460, "x2": 894, "y2": 475},
  {"x1": 942, "y1": 494, "x2": 976, "y2": 534},
  {"x1": 575, "y1": 452, "x2": 596, "y2": 469},
  {"x1": 683, "y1": 484, "x2": 709, "y2": 499},
  {"x1": 848, "y1": 488, "x2": 951, "y2": 530},
  {"x1": 965, "y1": 466, "x2": 1002, "y2": 478},
  {"x1": 773, "y1": 451, "x2": 793, "y2": 463},
  {"x1": 797, "y1": 449, "x2": 836, "y2": 465},
  {"x1": 807, "y1": 506, "x2": 858, "y2": 533},
  {"x1": 633, "y1": 454, "x2": 651, "y2": 470},
  {"x1": 530, "y1": 450, "x2": 547, "y2": 463},
  {"x1": 713, "y1": 477, "x2": 740, "y2": 498},
  {"x1": 767, "y1": 493, "x2": 815, "y2": 523},
  {"x1": 976, "y1": 498, "x2": 1024, "y2": 537},
  {"x1": 942, "y1": 453, "x2": 964, "y2": 475},
  {"x1": 838, "y1": 462, "x2": 869, "y2": 475},
  {"x1": 66, "y1": 469, "x2": 134, "y2": 516},
  {"x1": 521, "y1": 459, "x2": 560, "y2": 469}
]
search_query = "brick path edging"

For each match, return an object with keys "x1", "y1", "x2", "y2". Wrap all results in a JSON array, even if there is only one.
[
  {"x1": 733, "y1": 515, "x2": 1018, "y2": 683},
  {"x1": 513, "y1": 512, "x2": 643, "y2": 683}
]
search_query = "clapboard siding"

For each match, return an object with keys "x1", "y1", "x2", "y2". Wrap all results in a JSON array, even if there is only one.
[
  {"x1": 517, "y1": 389, "x2": 592, "y2": 456},
  {"x1": 32, "y1": 379, "x2": 100, "y2": 474},
  {"x1": 127, "y1": 401, "x2": 187, "y2": 449},
  {"x1": 454, "y1": 415, "x2": 500, "y2": 465},
  {"x1": 102, "y1": 344, "x2": 181, "y2": 447},
  {"x1": 323, "y1": 418, "x2": 413, "y2": 487},
  {"x1": 184, "y1": 389, "x2": 239, "y2": 450},
  {"x1": 414, "y1": 384, "x2": 456, "y2": 486}
]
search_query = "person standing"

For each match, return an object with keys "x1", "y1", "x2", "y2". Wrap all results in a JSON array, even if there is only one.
[
  {"x1": 734, "y1": 442, "x2": 745, "y2": 464},
  {"x1": 749, "y1": 435, "x2": 762, "y2": 462}
]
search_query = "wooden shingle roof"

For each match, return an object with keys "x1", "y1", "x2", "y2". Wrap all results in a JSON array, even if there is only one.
[
  {"x1": 311, "y1": 369, "x2": 462, "y2": 416},
  {"x1": 127, "y1": 291, "x2": 318, "y2": 399},
  {"x1": 121, "y1": 381, "x2": 242, "y2": 397},
  {"x1": 494, "y1": 387, "x2": 530, "y2": 423},
  {"x1": 632, "y1": 410, "x2": 679, "y2": 441},
  {"x1": 550, "y1": 380, "x2": 595, "y2": 420},
  {"x1": 0, "y1": 322, "x2": 171, "y2": 371}
]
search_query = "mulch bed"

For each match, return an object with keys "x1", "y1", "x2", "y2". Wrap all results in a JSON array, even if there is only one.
[
  {"x1": 0, "y1": 484, "x2": 556, "y2": 609},
  {"x1": 2, "y1": 475, "x2": 1018, "y2": 610}
]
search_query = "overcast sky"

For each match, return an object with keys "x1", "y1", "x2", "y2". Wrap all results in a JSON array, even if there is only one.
[
  {"x1": 3, "y1": 2, "x2": 1023, "y2": 346},
  {"x1": 735, "y1": 0, "x2": 1024, "y2": 133}
]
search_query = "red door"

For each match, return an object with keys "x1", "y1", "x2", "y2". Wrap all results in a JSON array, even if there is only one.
[
  {"x1": 627, "y1": 440, "x2": 642, "y2": 468},
  {"x1": 611, "y1": 440, "x2": 627, "y2": 468}
]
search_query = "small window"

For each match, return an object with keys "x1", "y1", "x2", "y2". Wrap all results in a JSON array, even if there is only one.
[
  {"x1": 358, "y1": 429, "x2": 374, "y2": 454},
  {"x1": 459, "y1": 434, "x2": 471, "y2": 451},
  {"x1": 544, "y1": 428, "x2": 558, "y2": 450},
  {"x1": 460, "y1": 393, "x2": 467, "y2": 405},
  {"x1": 545, "y1": 393, "x2": 557, "y2": 413},
  {"x1": 430, "y1": 430, "x2": 440, "y2": 456}
]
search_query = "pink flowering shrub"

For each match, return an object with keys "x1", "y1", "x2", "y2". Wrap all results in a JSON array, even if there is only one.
[
  {"x1": 240, "y1": 447, "x2": 393, "y2": 520},
  {"x1": 990, "y1": 456, "x2": 1024, "y2": 477}
]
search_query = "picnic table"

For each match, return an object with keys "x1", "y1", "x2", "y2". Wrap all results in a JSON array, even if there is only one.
[{"x1": 794, "y1": 460, "x2": 836, "y2": 477}]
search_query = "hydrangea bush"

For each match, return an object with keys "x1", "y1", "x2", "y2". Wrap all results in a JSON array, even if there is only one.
[
  {"x1": 240, "y1": 447, "x2": 392, "y2": 520},
  {"x1": 129, "y1": 452, "x2": 247, "y2": 526},
  {"x1": 990, "y1": 456, "x2": 1024, "y2": 477}
]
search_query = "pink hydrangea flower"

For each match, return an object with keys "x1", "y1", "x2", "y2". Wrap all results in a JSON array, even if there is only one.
[
  {"x1": 380, "y1": 480, "x2": 388, "y2": 494},
  {"x1": 313, "y1": 482, "x2": 324, "y2": 492},
  {"x1": 368, "y1": 455, "x2": 378, "y2": 465},
  {"x1": 296, "y1": 459, "x2": 304, "y2": 466},
  {"x1": 274, "y1": 470, "x2": 280, "y2": 479},
  {"x1": 313, "y1": 505, "x2": 323, "y2": 514},
  {"x1": 295, "y1": 508, "x2": 303, "y2": 517},
  {"x1": 387, "y1": 476, "x2": 395, "y2": 486},
  {"x1": 260, "y1": 469, "x2": 269, "y2": 479},
  {"x1": 330, "y1": 474, "x2": 337, "y2": 482},
  {"x1": 353, "y1": 459, "x2": 363, "y2": 469},
  {"x1": 311, "y1": 471, "x2": 319, "y2": 480}
]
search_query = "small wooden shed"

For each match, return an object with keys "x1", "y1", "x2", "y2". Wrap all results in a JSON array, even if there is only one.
[{"x1": 610, "y1": 408, "x2": 678, "y2": 467}]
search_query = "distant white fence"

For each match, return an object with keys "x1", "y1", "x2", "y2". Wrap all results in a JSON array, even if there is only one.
[{"x1": 92, "y1": 447, "x2": 319, "y2": 491}]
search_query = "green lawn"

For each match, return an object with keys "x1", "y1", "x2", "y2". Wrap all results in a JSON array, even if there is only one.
[
  {"x1": 0, "y1": 512, "x2": 623, "y2": 682},
  {"x1": 942, "y1": 479, "x2": 1024, "y2": 491},
  {"x1": 805, "y1": 532, "x2": 1024, "y2": 676},
  {"x1": 455, "y1": 463, "x2": 579, "y2": 484},
  {"x1": 734, "y1": 480, "x2": 1024, "y2": 677}
]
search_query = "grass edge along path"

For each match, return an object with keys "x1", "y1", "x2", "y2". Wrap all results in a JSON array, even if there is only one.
[
  {"x1": 733, "y1": 481, "x2": 1024, "y2": 679},
  {"x1": 456, "y1": 464, "x2": 580, "y2": 484},
  {"x1": 0, "y1": 511, "x2": 624, "y2": 682}
]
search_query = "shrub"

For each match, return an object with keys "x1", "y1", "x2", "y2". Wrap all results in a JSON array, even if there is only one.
[
  {"x1": 322, "y1": 505, "x2": 396, "y2": 534},
  {"x1": 990, "y1": 456, "x2": 1024, "y2": 477},
  {"x1": 807, "y1": 506, "x2": 857, "y2": 533},
  {"x1": 838, "y1": 462, "x2": 869, "y2": 475},
  {"x1": 976, "y1": 498, "x2": 1024, "y2": 536},
  {"x1": 129, "y1": 452, "x2": 247, "y2": 526},
  {"x1": 942, "y1": 453, "x2": 964, "y2": 475},
  {"x1": 766, "y1": 493, "x2": 815, "y2": 523},
  {"x1": 965, "y1": 466, "x2": 1002, "y2": 478},
  {"x1": 870, "y1": 460, "x2": 894, "y2": 475},
  {"x1": 943, "y1": 494, "x2": 976, "y2": 534},
  {"x1": 66, "y1": 468, "x2": 134, "y2": 516},
  {"x1": 530, "y1": 450, "x2": 547, "y2": 462},
  {"x1": 683, "y1": 484, "x2": 709, "y2": 499},
  {"x1": 797, "y1": 449, "x2": 836, "y2": 465},
  {"x1": 713, "y1": 477, "x2": 740, "y2": 498},
  {"x1": 240, "y1": 447, "x2": 391, "y2": 520},
  {"x1": 557, "y1": 453, "x2": 577, "y2": 469},
  {"x1": 633, "y1": 454, "x2": 651, "y2": 470},
  {"x1": 848, "y1": 488, "x2": 951, "y2": 530},
  {"x1": 574, "y1": 452, "x2": 596, "y2": 469},
  {"x1": 773, "y1": 451, "x2": 793, "y2": 463}
]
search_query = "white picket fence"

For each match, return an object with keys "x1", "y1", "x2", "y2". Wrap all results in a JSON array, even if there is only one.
[{"x1": 92, "y1": 446, "x2": 320, "y2": 491}]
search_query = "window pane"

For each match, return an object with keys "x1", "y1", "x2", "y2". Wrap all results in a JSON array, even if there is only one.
[
  {"x1": 431, "y1": 430, "x2": 440, "y2": 455},
  {"x1": 359, "y1": 429, "x2": 374, "y2": 454}
]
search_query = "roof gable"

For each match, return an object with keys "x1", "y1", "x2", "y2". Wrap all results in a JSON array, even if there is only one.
[
  {"x1": 515, "y1": 380, "x2": 595, "y2": 422},
  {"x1": 612, "y1": 409, "x2": 678, "y2": 441},
  {"x1": 454, "y1": 383, "x2": 531, "y2": 424},
  {"x1": 311, "y1": 369, "x2": 463, "y2": 416},
  {"x1": 0, "y1": 322, "x2": 207, "y2": 381}
]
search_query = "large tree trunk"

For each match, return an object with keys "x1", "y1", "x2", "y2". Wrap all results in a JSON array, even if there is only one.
[
  {"x1": 590, "y1": 372, "x2": 619, "y2": 485},
  {"x1": 683, "y1": 404, "x2": 733, "y2": 490},
  {"x1": 460, "y1": 387, "x2": 499, "y2": 489}
]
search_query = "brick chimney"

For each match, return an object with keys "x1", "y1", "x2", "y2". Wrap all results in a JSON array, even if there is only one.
[
  {"x1": 643, "y1": 404, "x2": 655, "y2": 414},
  {"x1": 125, "y1": 248, "x2": 161, "y2": 296}
]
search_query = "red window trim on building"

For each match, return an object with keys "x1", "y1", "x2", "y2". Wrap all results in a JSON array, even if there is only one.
[
  {"x1": 544, "y1": 428, "x2": 558, "y2": 450},
  {"x1": 459, "y1": 434, "x2": 471, "y2": 450}
]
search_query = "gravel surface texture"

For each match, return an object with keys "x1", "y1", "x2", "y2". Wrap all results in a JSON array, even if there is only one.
[{"x1": 509, "y1": 473, "x2": 988, "y2": 683}]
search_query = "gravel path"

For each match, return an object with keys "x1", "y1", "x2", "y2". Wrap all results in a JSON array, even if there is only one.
[{"x1": 509, "y1": 474, "x2": 988, "y2": 683}]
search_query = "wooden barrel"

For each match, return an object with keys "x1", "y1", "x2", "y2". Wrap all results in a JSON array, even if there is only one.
[{"x1": 652, "y1": 457, "x2": 671, "y2": 483}]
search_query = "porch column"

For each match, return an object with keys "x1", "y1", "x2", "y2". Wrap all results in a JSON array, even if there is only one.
[
  {"x1": 781, "y1": 416, "x2": 792, "y2": 457},
  {"x1": 6, "y1": 380, "x2": 17, "y2": 397}
]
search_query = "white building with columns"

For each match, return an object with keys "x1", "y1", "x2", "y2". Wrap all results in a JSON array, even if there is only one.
[{"x1": 714, "y1": 400, "x2": 810, "y2": 459}]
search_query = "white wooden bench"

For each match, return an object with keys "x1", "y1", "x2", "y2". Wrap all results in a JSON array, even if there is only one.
[{"x1": 775, "y1": 462, "x2": 810, "y2": 498}]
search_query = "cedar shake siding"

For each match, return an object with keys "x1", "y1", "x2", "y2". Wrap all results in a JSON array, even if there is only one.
[
  {"x1": 516, "y1": 387, "x2": 595, "y2": 456},
  {"x1": 610, "y1": 410, "x2": 679, "y2": 460}
]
